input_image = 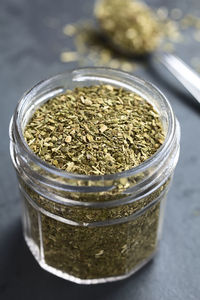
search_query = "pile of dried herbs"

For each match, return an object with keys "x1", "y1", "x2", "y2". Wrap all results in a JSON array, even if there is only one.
[
  {"x1": 22, "y1": 84, "x2": 168, "y2": 281},
  {"x1": 60, "y1": 0, "x2": 200, "y2": 73},
  {"x1": 95, "y1": 0, "x2": 162, "y2": 55},
  {"x1": 24, "y1": 85, "x2": 164, "y2": 175},
  {"x1": 21, "y1": 178, "x2": 169, "y2": 280}
]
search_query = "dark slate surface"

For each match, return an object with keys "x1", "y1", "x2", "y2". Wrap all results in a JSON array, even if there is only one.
[{"x1": 0, "y1": 0, "x2": 200, "y2": 299}]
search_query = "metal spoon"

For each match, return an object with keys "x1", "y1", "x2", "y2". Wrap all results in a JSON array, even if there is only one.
[
  {"x1": 156, "y1": 52, "x2": 200, "y2": 105},
  {"x1": 95, "y1": 0, "x2": 200, "y2": 105}
]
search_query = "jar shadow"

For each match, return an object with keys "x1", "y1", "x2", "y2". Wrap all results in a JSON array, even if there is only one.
[{"x1": 0, "y1": 219, "x2": 155, "y2": 300}]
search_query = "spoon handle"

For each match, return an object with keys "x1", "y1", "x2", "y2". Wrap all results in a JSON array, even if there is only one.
[{"x1": 157, "y1": 53, "x2": 200, "y2": 105}]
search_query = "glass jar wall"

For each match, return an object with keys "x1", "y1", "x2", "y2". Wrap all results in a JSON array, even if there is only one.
[{"x1": 9, "y1": 68, "x2": 180, "y2": 284}]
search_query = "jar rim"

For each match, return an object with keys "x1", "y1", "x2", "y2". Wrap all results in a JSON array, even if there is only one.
[{"x1": 12, "y1": 67, "x2": 176, "y2": 181}]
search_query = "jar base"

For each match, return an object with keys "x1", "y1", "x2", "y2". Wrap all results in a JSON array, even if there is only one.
[{"x1": 25, "y1": 235, "x2": 157, "y2": 285}]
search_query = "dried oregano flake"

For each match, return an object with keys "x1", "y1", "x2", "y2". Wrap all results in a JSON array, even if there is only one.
[
  {"x1": 95, "y1": 0, "x2": 162, "y2": 55},
  {"x1": 24, "y1": 84, "x2": 165, "y2": 175}
]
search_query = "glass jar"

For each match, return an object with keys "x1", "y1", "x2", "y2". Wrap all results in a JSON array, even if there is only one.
[{"x1": 9, "y1": 68, "x2": 180, "y2": 284}]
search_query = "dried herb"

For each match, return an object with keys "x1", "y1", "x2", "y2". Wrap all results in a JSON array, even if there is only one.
[
  {"x1": 24, "y1": 85, "x2": 164, "y2": 175},
  {"x1": 61, "y1": 21, "x2": 140, "y2": 72},
  {"x1": 60, "y1": 1, "x2": 200, "y2": 69},
  {"x1": 21, "y1": 178, "x2": 170, "y2": 280},
  {"x1": 22, "y1": 84, "x2": 167, "y2": 282},
  {"x1": 95, "y1": 0, "x2": 162, "y2": 55}
]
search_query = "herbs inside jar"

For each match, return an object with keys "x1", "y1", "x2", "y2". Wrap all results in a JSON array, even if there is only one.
[
  {"x1": 10, "y1": 69, "x2": 180, "y2": 284},
  {"x1": 24, "y1": 84, "x2": 165, "y2": 174}
]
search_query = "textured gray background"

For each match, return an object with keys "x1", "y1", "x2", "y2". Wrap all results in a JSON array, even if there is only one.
[{"x1": 0, "y1": 0, "x2": 200, "y2": 299}]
